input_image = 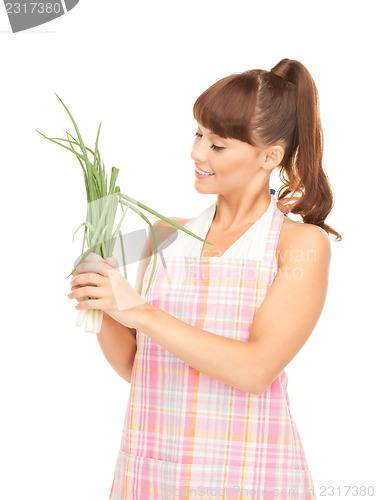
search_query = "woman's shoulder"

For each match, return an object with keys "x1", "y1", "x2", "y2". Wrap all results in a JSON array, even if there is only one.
[
  {"x1": 276, "y1": 215, "x2": 331, "y2": 269},
  {"x1": 154, "y1": 216, "x2": 193, "y2": 227},
  {"x1": 148, "y1": 216, "x2": 193, "y2": 254}
]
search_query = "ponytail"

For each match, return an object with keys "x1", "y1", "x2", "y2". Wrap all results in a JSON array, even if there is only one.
[{"x1": 270, "y1": 59, "x2": 342, "y2": 241}]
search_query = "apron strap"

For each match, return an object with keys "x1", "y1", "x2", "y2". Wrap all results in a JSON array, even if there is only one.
[{"x1": 263, "y1": 192, "x2": 285, "y2": 261}]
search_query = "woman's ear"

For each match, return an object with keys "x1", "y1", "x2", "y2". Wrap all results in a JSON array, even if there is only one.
[{"x1": 264, "y1": 144, "x2": 284, "y2": 169}]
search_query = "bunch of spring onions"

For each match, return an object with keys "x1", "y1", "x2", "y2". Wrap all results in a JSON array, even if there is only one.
[{"x1": 36, "y1": 93, "x2": 213, "y2": 334}]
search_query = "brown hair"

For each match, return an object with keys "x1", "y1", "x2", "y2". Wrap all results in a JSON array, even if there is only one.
[{"x1": 193, "y1": 58, "x2": 342, "y2": 242}]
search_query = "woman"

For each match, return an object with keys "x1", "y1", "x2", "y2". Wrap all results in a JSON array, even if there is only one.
[{"x1": 68, "y1": 58, "x2": 342, "y2": 499}]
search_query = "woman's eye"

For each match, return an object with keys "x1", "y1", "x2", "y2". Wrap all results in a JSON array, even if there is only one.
[{"x1": 193, "y1": 132, "x2": 224, "y2": 151}]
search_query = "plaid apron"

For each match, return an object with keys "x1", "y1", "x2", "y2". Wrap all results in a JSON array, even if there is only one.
[{"x1": 109, "y1": 196, "x2": 316, "y2": 500}]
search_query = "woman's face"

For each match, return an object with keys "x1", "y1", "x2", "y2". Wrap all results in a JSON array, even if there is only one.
[{"x1": 190, "y1": 122, "x2": 268, "y2": 195}]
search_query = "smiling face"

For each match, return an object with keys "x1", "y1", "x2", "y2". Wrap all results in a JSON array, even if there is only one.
[{"x1": 190, "y1": 122, "x2": 274, "y2": 196}]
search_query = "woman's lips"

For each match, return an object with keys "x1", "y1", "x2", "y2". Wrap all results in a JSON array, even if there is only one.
[
  {"x1": 195, "y1": 165, "x2": 215, "y2": 175},
  {"x1": 195, "y1": 167, "x2": 215, "y2": 179}
]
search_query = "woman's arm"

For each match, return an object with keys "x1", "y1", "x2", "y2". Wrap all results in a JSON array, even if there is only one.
[
  {"x1": 96, "y1": 216, "x2": 190, "y2": 382},
  {"x1": 95, "y1": 237, "x2": 154, "y2": 382},
  {"x1": 96, "y1": 313, "x2": 137, "y2": 382},
  {"x1": 246, "y1": 223, "x2": 331, "y2": 390},
  {"x1": 129, "y1": 223, "x2": 331, "y2": 394}
]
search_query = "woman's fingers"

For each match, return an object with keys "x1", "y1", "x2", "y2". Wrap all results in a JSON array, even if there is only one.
[
  {"x1": 72, "y1": 252, "x2": 109, "y2": 276},
  {"x1": 69, "y1": 255, "x2": 109, "y2": 306},
  {"x1": 69, "y1": 254, "x2": 120, "y2": 308},
  {"x1": 75, "y1": 260, "x2": 110, "y2": 276},
  {"x1": 83, "y1": 252, "x2": 103, "y2": 262},
  {"x1": 70, "y1": 285, "x2": 103, "y2": 300},
  {"x1": 71, "y1": 272, "x2": 105, "y2": 287},
  {"x1": 105, "y1": 256, "x2": 120, "y2": 270},
  {"x1": 72, "y1": 253, "x2": 121, "y2": 276}
]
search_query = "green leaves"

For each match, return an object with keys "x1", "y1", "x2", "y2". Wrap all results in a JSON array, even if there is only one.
[{"x1": 37, "y1": 94, "x2": 214, "y2": 289}]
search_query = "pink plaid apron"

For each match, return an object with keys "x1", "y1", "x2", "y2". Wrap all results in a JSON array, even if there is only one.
[{"x1": 109, "y1": 195, "x2": 316, "y2": 499}]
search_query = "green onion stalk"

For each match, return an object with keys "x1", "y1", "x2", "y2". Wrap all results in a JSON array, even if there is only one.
[{"x1": 36, "y1": 93, "x2": 213, "y2": 334}]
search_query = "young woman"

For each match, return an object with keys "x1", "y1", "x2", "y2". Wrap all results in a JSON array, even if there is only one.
[{"x1": 68, "y1": 58, "x2": 341, "y2": 499}]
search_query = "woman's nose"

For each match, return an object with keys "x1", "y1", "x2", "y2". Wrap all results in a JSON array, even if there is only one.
[{"x1": 190, "y1": 141, "x2": 205, "y2": 163}]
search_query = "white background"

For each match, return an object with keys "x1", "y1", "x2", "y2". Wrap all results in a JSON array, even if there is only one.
[{"x1": 1, "y1": 1, "x2": 375, "y2": 499}]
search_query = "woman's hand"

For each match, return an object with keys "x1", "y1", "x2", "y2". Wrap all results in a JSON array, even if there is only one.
[{"x1": 67, "y1": 252, "x2": 147, "y2": 329}]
